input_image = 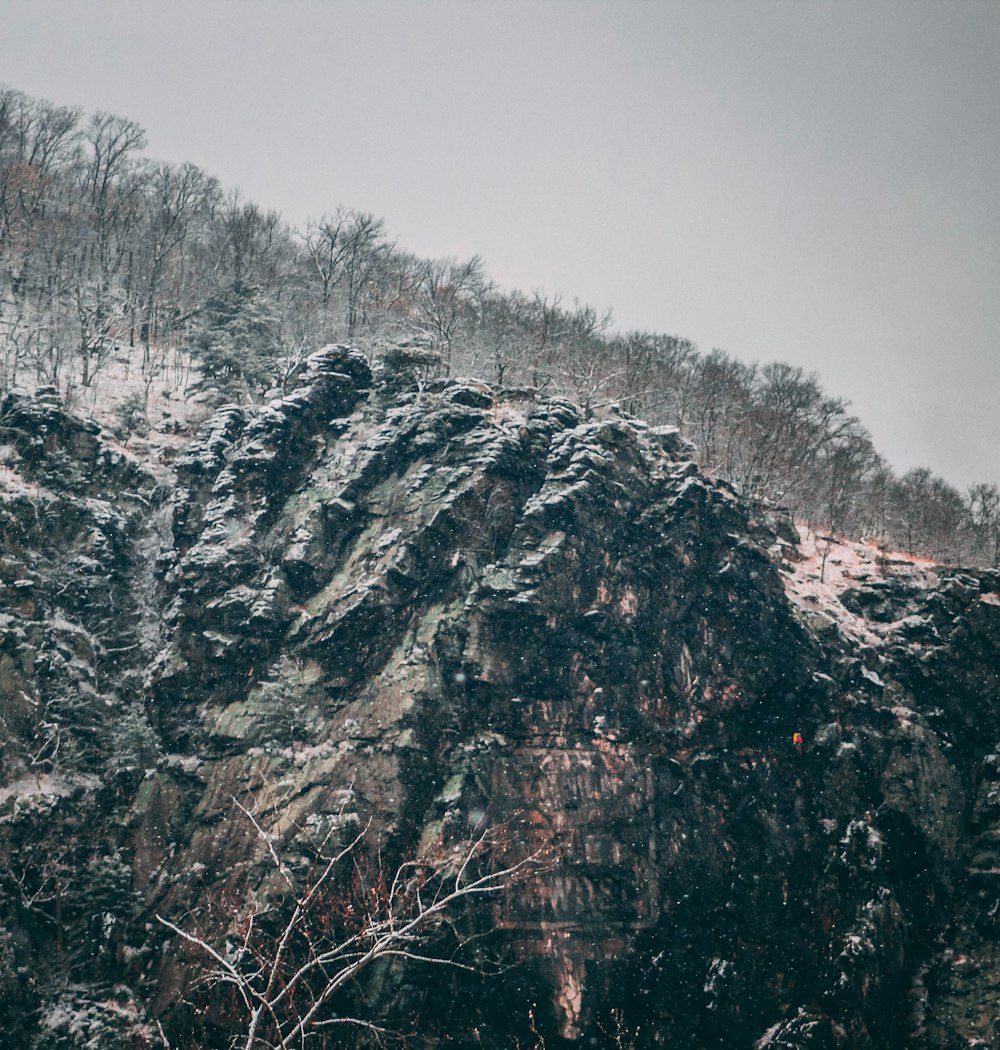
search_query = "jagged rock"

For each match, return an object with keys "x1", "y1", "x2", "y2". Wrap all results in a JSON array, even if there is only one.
[
  {"x1": 649, "y1": 422, "x2": 696, "y2": 459},
  {"x1": 3, "y1": 350, "x2": 1000, "y2": 1048}
]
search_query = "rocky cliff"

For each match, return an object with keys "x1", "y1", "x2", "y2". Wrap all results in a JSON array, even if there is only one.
[{"x1": 2, "y1": 347, "x2": 999, "y2": 1049}]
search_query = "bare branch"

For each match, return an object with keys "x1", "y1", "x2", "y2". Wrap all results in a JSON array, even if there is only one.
[{"x1": 156, "y1": 801, "x2": 548, "y2": 1048}]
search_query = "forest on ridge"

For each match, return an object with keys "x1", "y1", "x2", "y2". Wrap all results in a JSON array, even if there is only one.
[{"x1": 2, "y1": 84, "x2": 997, "y2": 567}]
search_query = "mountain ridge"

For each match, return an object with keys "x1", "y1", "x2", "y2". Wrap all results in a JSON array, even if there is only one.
[{"x1": 2, "y1": 346, "x2": 1000, "y2": 1047}]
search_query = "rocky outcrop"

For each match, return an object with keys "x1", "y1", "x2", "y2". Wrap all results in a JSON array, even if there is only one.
[
  {"x1": 2, "y1": 347, "x2": 1000, "y2": 1048},
  {"x1": 0, "y1": 388, "x2": 161, "y2": 1047}
]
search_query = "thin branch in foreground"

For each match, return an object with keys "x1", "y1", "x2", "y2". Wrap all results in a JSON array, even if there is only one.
[{"x1": 156, "y1": 808, "x2": 549, "y2": 1049}]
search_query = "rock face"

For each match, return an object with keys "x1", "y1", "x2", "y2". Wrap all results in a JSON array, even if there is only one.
[
  {"x1": 0, "y1": 388, "x2": 160, "y2": 1046},
  {"x1": 2, "y1": 346, "x2": 1000, "y2": 1048}
]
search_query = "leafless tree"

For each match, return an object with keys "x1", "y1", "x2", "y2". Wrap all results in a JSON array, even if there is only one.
[
  {"x1": 547, "y1": 300, "x2": 614, "y2": 411},
  {"x1": 682, "y1": 349, "x2": 756, "y2": 478},
  {"x1": 210, "y1": 191, "x2": 293, "y2": 290},
  {"x1": 0, "y1": 89, "x2": 79, "y2": 286},
  {"x1": 303, "y1": 208, "x2": 393, "y2": 340},
  {"x1": 157, "y1": 800, "x2": 544, "y2": 1049},
  {"x1": 415, "y1": 255, "x2": 485, "y2": 373},
  {"x1": 0, "y1": 89, "x2": 81, "y2": 386},
  {"x1": 604, "y1": 330, "x2": 696, "y2": 422},
  {"x1": 356, "y1": 248, "x2": 422, "y2": 345},
  {"x1": 64, "y1": 112, "x2": 148, "y2": 388},
  {"x1": 340, "y1": 211, "x2": 392, "y2": 339},
  {"x1": 134, "y1": 161, "x2": 219, "y2": 371},
  {"x1": 468, "y1": 286, "x2": 535, "y2": 388},
  {"x1": 813, "y1": 428, "x2": 883, "y2": 538},
  {"x1": 966, "y1": 483, "x2": 1000, "y2": 567},
  {"x1": 303, "y1": 210, "x2": 350, "y2": 312}
]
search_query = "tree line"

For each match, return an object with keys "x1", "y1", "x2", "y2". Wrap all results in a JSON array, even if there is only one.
[{"x1": 2, "y1": 84, "x2": 997, "y2": 568}]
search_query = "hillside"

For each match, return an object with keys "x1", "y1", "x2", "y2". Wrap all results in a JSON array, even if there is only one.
[
  {"x1": 2, "y1": 347, "x2": 1000, "y2": 1048},
  {"x1": 3, "y1": 84, "x2": 1000, "y2": 569}
]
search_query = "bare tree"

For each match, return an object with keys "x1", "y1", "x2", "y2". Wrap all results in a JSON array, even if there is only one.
[
  {"x1": 603, "y1": 331, "x2": 695, "y2": 422},
  {"x1": 303, "y1": 210, "x2": 350, "y2": 314},
  {"x1": 468, "y1": 286, "x2": 534, "y2": 388},
  {"x1": 0, "y1": 88, "x2": 80, "y2": 292},
  {"x1": 65, "y1": 112, "x2": 148, "y2": 388},
  {"x1": 340, "y1": 211, "x2": 392, "y2": 339},
  {"x1": 545, "y1": 300, "x2": 614, "y2": 411},
  {"x1": 303, "y1": 208, "x2": 394, "y2": 339},
  {"x1": 356, "y1": 247, "x2": 422, "y2": 344},
  {"x1": 210, "y1": 191, "x2": 294, "y2": 291},
  {"x1": 814, "y1": 428, "x2": 882, "y2": 539},
  {"x1": 157, "y1": 800, "x2": 543, "y2": 1049},
  {"x1": 681, "y1": 349, "x2": 756, "y2": 478},
  {"x1": 966, "y1": 483, "x2": 1000, "y2": 567},
  {"x1": 415, "y1": 255, "x2": 485, "y2": 374},
  {"x1": 729, "y1": 363, "x2": 846, "y2": 507},
  {"x1": 134, "y1": 161, "x2": 218, "y2": 370},
  {"x1": 0, "y1": 89, "x2": 82, "y2": 388},
  {"x1": 559, "y1": 356, "x2": 621, "y2": 421},
  {"x1": 517, "y1": 291, "x2": 565, "y2": 388},
  {"x1": 884, "y1": 468, "x2": 965, "y2": 561}
]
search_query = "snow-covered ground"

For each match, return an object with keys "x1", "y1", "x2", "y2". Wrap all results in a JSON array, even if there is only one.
[
  {"x1": 3, "y1": 343, "x2": 212, "y2": 479},
  {"x1": 779, "y1": 524, "x2": 940, "y2": 644},
  {"x1": 70, "y1": 345, "x2": 209, "y2": 455}
]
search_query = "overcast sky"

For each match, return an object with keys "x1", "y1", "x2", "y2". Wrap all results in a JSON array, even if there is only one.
[{"x1": 1, "y1": 0, "x2": 997, "y2": 488}]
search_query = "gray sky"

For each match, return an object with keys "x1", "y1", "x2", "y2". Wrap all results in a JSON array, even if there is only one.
[{"x1": 1, "y1": 0, "x2": 998, "y2": 488}]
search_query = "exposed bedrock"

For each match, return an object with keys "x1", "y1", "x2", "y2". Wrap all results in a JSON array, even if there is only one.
[{"x1": 2, "y1": 346, "x2": 1000, "y2": 1047}]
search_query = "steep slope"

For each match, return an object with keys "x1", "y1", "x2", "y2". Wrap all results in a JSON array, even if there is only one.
[
  {"x1": 0, "y1": 387, "x2": 162, "y2": 1045},
  {"x1": 2, "y1": 347, "x2": 1000, "y2": 1048}
]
